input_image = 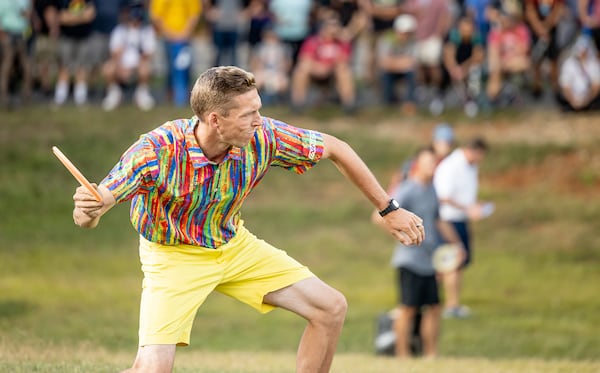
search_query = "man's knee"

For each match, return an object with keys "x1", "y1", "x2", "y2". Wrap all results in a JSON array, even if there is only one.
[{"x1": 322, "y1": 289, "x2": 348, "y2": 326}]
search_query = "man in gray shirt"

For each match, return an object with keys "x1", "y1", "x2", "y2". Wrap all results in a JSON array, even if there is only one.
[{"x1": 375, "y1": 146, "x2": 462, "y2": 358}]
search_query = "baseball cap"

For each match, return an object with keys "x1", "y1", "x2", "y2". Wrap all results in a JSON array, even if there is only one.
[
  {"x1": 128, "y1": 3, "x2": 146, "y2": 21},
  {"x1": 433, "y1": 123, "x2": 455, "y2": 143},
  {"x1": 573, "y1": 35, "x2": 592, "y2": 55},
  {"x1": 393, "y1": 15, "x2": 417, "y2": 33}
]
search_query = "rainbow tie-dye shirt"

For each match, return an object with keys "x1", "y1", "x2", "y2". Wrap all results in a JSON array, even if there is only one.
[{"x1": 100, "y1": 116, "x2": 324, "y2": 248}]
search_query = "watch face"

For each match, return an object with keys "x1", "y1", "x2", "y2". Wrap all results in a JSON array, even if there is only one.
[{"x1": 392, "y1": 200, "x2": 400, "y2": 208}]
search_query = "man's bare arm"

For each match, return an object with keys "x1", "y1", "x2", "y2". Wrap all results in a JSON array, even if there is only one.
[{"x1": 321, "y1": 133, "x2": 424, "y2": 245}]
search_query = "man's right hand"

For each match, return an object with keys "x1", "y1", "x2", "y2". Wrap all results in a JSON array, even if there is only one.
[
  {"x1": 383, "y1": 208, "x2": 424, "y2": 246},
  {"x1": 73, "y1": 184, "x2": 115, "y2": 228}
]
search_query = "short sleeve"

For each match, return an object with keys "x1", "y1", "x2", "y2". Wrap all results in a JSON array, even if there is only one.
[
  {"x1": 339, "y1": 41, "x2": 353, "y2": 62},
  {"x1": 299, "y1": 37, "x2": 317, "y2": 59},
  {"x1": 487, "y1": 29, "x2": 500, "y2": 48},
  {"x1": 141, "y1": 26, "x2": 157, "y2": 55},
  {"x1": 472, "y1": 32, "x2": 483, "y2": 46},
  {"x1": 448, "y1": 28, "x2": 460, "y2": 45},
  {"x1": 267, "y1": 119, "x2": 324, "y2": 174},
  {"x1": 433, "y1": 159, "x2": 454, "y2": 200},
  {"x1": 391, "y1": 183, "x2": 410, "y2": 207},
  {"x1": 109, "y1": 26, "x2": 125, "y2": 52},
  {"x1": 376, "y1": 34, "x2": 392, "y2": 60}
]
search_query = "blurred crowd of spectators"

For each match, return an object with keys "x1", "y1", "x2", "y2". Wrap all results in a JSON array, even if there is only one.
[{"x1": 1, "y1": 0, "x2": 600, "y2": 114}]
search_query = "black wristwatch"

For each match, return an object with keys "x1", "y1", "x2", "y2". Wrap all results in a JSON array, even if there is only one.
[{"x1": 379, "y1": 199, "x2": 400, "y2": 217}]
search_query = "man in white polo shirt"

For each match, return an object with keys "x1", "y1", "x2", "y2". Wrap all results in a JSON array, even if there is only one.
[{"x1": 433, "y1": 137, "x2": 489, "y2": 318}]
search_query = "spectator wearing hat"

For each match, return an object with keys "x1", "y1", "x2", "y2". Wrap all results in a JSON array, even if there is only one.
[
  {"x1": 358, "y1": 0, "x2": 415, "y2": 86},
  {"x1": 101, "y1": 3, "x2": 157, "y2": 111},
  {"x1": 556, "y1": 36, "x2": 600, "y2": 111},
  {"x1": 376, "y1": 14, "x2": 418, "y2": 115},
  {"x1": 386, "y1": 123, "x2": 455, "y2": 194}
]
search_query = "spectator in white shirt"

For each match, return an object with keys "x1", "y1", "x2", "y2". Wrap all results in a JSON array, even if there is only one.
[
  {"x1": 433, "y1": 137, "x2": 489, "y2": 319},
  {"x1": 101, "y1": 3, "x2": 156, "y2": 111},
  {"x1": 557, "y1": 35, "x2": 600, "y2": 111}
]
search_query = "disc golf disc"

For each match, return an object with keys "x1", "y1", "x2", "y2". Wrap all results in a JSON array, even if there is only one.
[{"x1": 433, "y1": 243, "x2": 462, "y2": 273}]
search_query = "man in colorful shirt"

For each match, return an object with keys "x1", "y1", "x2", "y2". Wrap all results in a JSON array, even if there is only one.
[{"x1": 72, "y1": 66, "x2": 424, "y2": 373}]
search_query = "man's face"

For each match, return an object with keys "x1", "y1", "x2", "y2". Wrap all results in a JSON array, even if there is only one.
[
  {"x1": 321, "y1": 19, "x2": 341, "y2": 39},
  {"x1": 214, "y1": 89, "x2": 263, "y2": 148},
  {"x1": 458, "y1": 18, "x2": 473, "y2": 38},
  {"x1": 467, "y1": 148, "x2": 486, "y2": 165},
  {"x1": 416, "y1": 150, "x2": 438, "y2": 180}
]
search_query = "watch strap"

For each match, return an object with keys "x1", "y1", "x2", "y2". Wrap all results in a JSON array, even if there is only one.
[{"x1": 379, "y1": 199, "x2": 400, "y2": 217}]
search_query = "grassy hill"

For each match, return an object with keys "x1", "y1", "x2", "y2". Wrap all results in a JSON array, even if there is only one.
[{"x1": 0, "y1": 104, "x2": 599, "y2": 372}]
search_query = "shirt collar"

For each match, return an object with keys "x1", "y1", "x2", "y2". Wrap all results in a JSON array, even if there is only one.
[{"x1": 185, "y1": 116, "x2": 242, "y2": 169}]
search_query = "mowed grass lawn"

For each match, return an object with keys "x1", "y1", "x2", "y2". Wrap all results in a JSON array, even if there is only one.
[{"x1": 0, "y1": 105, "x2": 599, "y2": 372}]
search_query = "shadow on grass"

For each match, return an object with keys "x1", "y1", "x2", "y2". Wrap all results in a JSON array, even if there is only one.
[{"x1": 0, "y1": 300, "x2": 37, "y2": 319}]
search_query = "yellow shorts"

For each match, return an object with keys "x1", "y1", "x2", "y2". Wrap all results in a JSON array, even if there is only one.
[{"x1": 137, "y1": 224, "x2": 314, "y2": 347}]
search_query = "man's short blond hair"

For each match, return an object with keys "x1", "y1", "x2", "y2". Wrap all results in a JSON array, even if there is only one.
[{"x1": 190, "y1": 66, "x2": 257, "y2": 118}]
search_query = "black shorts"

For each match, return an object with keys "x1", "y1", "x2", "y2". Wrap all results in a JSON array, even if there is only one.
[
  {"x1": 531, "y1": 28, "x2": 560, "y2": 62},
  {"x1": 451, "y1": 220, "x2": 472, "y2": 268},
  {"x1": 396, "y1": 267, "x2": 439, "y2": 308}
]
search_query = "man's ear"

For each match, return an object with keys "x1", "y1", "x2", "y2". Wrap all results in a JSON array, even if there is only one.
[{"x1": 207, "y1": 112, "x2": 220, "y2": 129}]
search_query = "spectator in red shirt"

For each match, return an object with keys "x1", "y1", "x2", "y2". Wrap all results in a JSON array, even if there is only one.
[
  {"x1": 486, "y1": 5, "x2": 531, "y2": 103},
  {"x1": 290, "y1": 14, "x2": 356, "y2": 113}
]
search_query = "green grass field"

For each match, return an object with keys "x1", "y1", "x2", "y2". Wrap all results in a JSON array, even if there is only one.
[{"x1": 1, "y1": 105, "x2": 599, "y2": 372}]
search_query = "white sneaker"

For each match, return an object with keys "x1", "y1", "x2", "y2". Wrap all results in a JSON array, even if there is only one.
[
  {"x1": 443, "y1": 305, "x2": 472, "y2": 319},
  {"x1": 102, "y1": 85, "x2": 122, "y2": 111},
  {"x1": 74, "y1": 82, "x2": 88, "y2": 106},
  {"x1": 429, "y1": 98, "x2": 444, "y2": 116},
  {"x1": 54, "y1": 81, "x2": 69, "y2": 106},
  {"x1": 134, "y1": 86, "x2": 155, "y2": 111}
]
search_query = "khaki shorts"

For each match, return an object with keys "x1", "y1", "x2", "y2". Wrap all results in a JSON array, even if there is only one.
[
  {"x1": 58, "y1": 36, "x2": 95, "y2": 72},
  {"x1": 137, "y1": 223, "x2": 314, "y2": 346},
  {"x1": 416, "y1": 36, "x2": 443, "y2": 67},
  {"x1": 33, "y1": 36, "x2": 59, "y2": 65}
]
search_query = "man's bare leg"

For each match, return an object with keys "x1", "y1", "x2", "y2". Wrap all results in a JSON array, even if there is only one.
[
  {"x1": 393, "y1": 305, "x2": 416, "y2": 358},
  {"x1": 290, "y1": 61, "x2": 312, "y2": 107},
  {"x1": 263, "y1": 277, "x2": 348, "y2": 373},
  {"x1": 334, "y1": 63, "x2": 356, "y2": 107},
  {"x1": 442, "y1": 269, "x2": 461, "y2": 309},
  {"x1": 420, "y1": 305, "x2": 441, "y2": 358},
  {"x1": 120, "y1": 344, "x2": 176, "y2": 373}
]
